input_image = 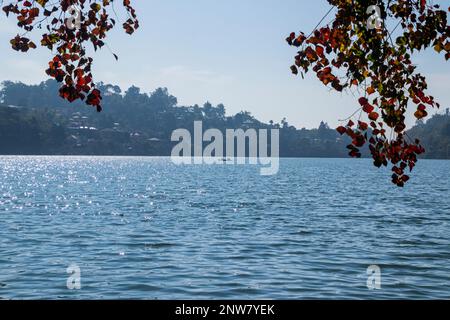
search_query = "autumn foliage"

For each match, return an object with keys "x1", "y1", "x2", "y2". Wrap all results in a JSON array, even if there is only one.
[
  {"x1": 287, "y1": 0, "x2": 449, "y2": 186},
  {"x1": 2, "y1": 0, "x2": 139, "y2": 112}
]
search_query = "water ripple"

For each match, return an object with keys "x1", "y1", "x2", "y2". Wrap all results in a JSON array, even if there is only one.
[{"x1": 0, "y1": 156, "x2": 449, "y2": 299}]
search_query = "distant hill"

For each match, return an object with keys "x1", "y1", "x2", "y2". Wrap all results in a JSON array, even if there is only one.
[
  {"x1": 0, "y1": 79, "x2": 448, "y2": 159},
  {"x1": 408, "y1": 110, "x2": 450, "y2": 159}
]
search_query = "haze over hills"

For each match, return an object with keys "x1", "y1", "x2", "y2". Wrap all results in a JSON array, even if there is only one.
[{"x1": 0, "y1": 80, "x2": 449, "y2": 159}]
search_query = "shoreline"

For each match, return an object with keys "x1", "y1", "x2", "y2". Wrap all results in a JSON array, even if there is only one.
[{"x1": 0, "y1": 154, "x2": 449, "y2": 161}]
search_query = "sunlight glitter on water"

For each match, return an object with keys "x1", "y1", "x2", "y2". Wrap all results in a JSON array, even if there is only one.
[{"x1": 0, "y1": 156, "x2": 449, "y2": 299}]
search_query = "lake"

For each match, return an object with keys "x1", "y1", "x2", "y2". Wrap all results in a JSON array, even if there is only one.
[{"x1": 0, "y1": 156, "x2": 449, "y2": 299}]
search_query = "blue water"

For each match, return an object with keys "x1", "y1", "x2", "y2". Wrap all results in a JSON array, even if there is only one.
[{"x1": 0, "y1": 156, "x2": 449, "y2": 299}]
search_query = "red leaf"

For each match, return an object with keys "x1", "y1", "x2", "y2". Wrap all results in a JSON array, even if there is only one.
[
  {"x1": 363, "y1": 104, "x2": 374, "y2": 113},
  {"x1": 358, "y1": 97, "x2": 368, "y2": 106},
  {"x1": 369, "y1": 112, "x2": 379, "y2": 121},
  {"x1": 336, "y1": 126, "x2": 346, "y2": 135}
]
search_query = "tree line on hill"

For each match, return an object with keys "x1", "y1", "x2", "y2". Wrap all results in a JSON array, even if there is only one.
[{"x1": 0, "y1": 80, "x2": 448, "y2": 159}]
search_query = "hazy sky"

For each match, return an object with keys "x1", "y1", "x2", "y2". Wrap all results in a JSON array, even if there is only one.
[{"x1": 0, "y1": 0, "x2": 449, "y2": 128}]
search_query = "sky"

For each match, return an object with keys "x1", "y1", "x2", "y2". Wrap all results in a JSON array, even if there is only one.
[{"x1": 0, "y1": 0, "x2": 449, "y2": 129}]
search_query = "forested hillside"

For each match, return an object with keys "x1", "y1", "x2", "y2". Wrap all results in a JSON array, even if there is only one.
[{"x1": 0, "y1": 80, "x2": 448, "y2": 159}]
